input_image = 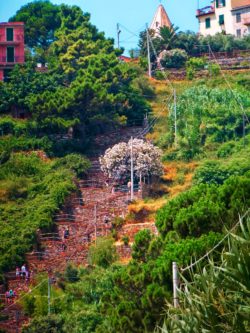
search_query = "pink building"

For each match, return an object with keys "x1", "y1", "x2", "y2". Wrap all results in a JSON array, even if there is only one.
[{"x1": 0, "y1": 22, "x2": 25, "y2": 81}]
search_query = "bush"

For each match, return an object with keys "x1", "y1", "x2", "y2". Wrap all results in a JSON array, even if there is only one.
[
  {"x1": 52, "y1": 154, "x2": 91, "y2": 177},
  {"x1": 186, "y1": 57, "x2": 207, "y2": 71},
  {"x1": 0, "y1": 153, "x2": 77, "y2": 274},
  {"x1": 161, "y1": 49, "x2": 188, "y2": 69},
  {"x1": 194, "y1": 158, "x2": 250, "y2": 185},
  {"x1": 122, "y1": 235, "x2": 129, "y2": 246},
  {"x1": 156, "y1": 174, "x2": 250, "y2": 238},
  {"x1": 186, "y1": 67, "x2": 195, "y2": 80},
  {"x1": 154, "y1": 70, "x2": 166, "y2": 80},
  {"x1": 208, "y1": 63, "x2": 220, "y2": 76},
  {"x1": 88, "y1": 237, "x2": 118, "y2": 268},
  {"x1": 22, "y1": 315, "x2": 65, "y2": 333},
  {"x1": 65, "y1": 264, "x2": 79, "y2": 283},
  {"x1": 217, "y1": 141, "x2": 236, "y2": 158}
]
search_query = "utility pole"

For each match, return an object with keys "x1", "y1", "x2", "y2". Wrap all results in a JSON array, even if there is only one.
[
  {"x1": 48, "y1": 276, "x2": 51, "y2": 315},
  {"x1": 172, "y1": 262, "x2": 179, "y2": 308},
  {"x1": 117, "y1": 23, "x2": 121, "y2": 49},
  {"x1": 174, "y1": 89, "x2": 177, "y2": 147},
  {"x1": 130, "y1": 137, "x2": 134, "y2": 201},
  {"x1": 94, "y1": 204, "x2": 97, "y2": 246},
  {"x1": 146, "y1": 24, "x2": 152, "y2": 78}
]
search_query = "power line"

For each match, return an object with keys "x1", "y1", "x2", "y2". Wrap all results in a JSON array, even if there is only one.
[{"x1": 181, "y1": 209, "x2": 250, "y2": 273}]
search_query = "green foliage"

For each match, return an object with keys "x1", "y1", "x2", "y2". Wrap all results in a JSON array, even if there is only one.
[
  {"x1": 22, "y1": 315, "x2": 65, "y2": 333},
  {"x1": 161, "y1": 49, "x2": 188, "y2": 69},
  {"x1": 1, "y1": 4, "x2": 151, "y2": 140},
  {"x1": 156, "y1": 174, "x2": 250, "y2": 238},
  {"x1": 98, "y1": 231, "x2": 222, "y2": 333},
  {"x1": 208, "y1": 63, "x2": 220, "y2": 76},
  {"x1": 65, "y1": 264, "x2": 79, "y2": 283},
  {"x1": 122, "y1": 235, "x2": 129, "y2": 246},
  {"x1": 155, "y1": 70, "x2": 166, "y2": 80},
  {"x1": 193, "y1": 157, "x2": 250, "y2": 185},
  {"x1": 217, "y1": 141, "x2": 236, "y2": 157},
  {"x1": 52, "y1": 154, "x2": 91, "y2": 177},
  {"x1": 0, "y1": 152, "x2": 90, "y2": 274},
  {"x1": 88, "y1": 237, "x2": 118, "y2": 268},
  {"x1": 186, "y1": 57, "x2": 207, "y2": 70},
  {"x1": 186, "y1": 57, "x2": 207, "y2": 79},
  {"x1": 164, "y1": 85, "x2": 250, "y2": 160},
  {"x1": 132, "y1": 229, "x2": 152, "y2": 262},
  {"x1": 10, "y1": 1, "x2": 61, "y2": 49},
  {"x1": 161, "y1": 216, "x2": 250, "y2": 333}
]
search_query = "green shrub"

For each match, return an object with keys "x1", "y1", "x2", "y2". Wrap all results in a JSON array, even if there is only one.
[
  {"x1": 156, "y1": 174, "x2": 250, "y2": 238},
  {"x1": 186, "y1": 57, "x2": 207, "y2": 71},
  {"x1": 217, "y1": 141, "x2": 236, "y2": 157},
  {"x1": 194, "y1": 158, "x2": 250, "y2": 185},
  {"x1": 122, "y1": 235, "x2": 129, "y2": 246},
  {"x1": 161, "y1": 49, "x2": 188, "y2": 69},
  {"x1": 208, "y1": 63, "x2": 220, "y2": 76},
  {"x1": 52, "y1": 154, "x2": 91, "y2": 177},
  {"x1": 88, "y1": 237, "x2": 118, "y2": 268},
  {"x1": 154, "y1": 70, "x2": 166, "y2": 80},
  {"x1": 186, "y1": 67, "x2": 195, "y2": 80},
  {"x1": 0, "y1": 153, "x2": 77, "y2": 274}
]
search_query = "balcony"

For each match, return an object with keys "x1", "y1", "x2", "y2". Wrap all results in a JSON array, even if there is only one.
[
  {"x1": 196, "y1": 6, "x2": 215, "y2": 17},
  {"x1": 0, "y1": 56, "x2": 25, "y2": 65}
]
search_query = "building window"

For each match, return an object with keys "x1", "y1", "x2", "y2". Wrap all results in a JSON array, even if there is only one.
[
  {"x1": 6, "y1": 28, "x2": 14, "y2": 41},
  {"x1": 236, "y1": 13, "x2": 241, "y2": 23},
  {"x1": 7, "y1": 46, "x2": 15, "y2": 62},
  {"x1": 205, "y1": 18, "x2": 211, "y2": 28},
  {"x1": 216, "y1": 0, "x2": 226, "y2": 8},
  {"x1": 219, "y1": 14, "x2": 225, "y2": 25},
  {"x1": 236, "y1": 29, "x2": 241, "y2": 37}
]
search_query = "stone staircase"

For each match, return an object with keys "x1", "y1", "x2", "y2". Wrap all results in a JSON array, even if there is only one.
[{"x1": 0, "y1": 125, "x2": 159, "y2": 332}]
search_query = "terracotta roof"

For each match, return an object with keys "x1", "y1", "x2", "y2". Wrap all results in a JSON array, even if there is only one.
[
  {"x1": 231, "y1": 0, "x2": 250, "y2": 9},
  {"x1": 150, "y1": 4, "x2": 172, "y2": 31}
]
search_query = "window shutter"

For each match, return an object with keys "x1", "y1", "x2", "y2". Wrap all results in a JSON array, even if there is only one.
[
  {"x1": 216, "y1": 0, "x2": 219, "y2": 8},
  {"x1": 6, "y1": 28, "x2": 13, "y2": 42},
  {"x1": 219, "y1": 14, "x2": 225, "y2": 25},
  {"x1": 7, "y1": 47, "x2": 14, "y2": 62}
]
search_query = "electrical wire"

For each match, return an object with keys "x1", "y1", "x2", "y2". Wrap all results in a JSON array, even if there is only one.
[{"x1": 181, "y1": 209, "x2": 250, "y2": 273}]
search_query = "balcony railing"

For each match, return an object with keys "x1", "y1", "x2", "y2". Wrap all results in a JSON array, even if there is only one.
[
  {"x1": 196, "y1": 6, "x2": 215, "y2": 17},
  {"x1": 0, "y1": 56, "x2": 25, "y2": 64}
]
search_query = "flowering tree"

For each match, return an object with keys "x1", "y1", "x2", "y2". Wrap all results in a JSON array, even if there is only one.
[{"x1": 99, "y1": 139, "x2": 163, "y2": 183}]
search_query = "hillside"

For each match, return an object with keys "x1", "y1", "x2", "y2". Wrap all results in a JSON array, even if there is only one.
[{"x1": 0, "y1": 1, "x2": 250, "y2": 332}]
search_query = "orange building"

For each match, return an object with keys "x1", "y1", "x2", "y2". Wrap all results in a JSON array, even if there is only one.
[{"x1": 0, "y1": 22, "x2": 25, "y2": 81}]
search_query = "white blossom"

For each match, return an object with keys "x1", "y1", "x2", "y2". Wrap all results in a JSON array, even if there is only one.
[{"x1": 100, "y1": 139, "x2": 163, "y2": 182}]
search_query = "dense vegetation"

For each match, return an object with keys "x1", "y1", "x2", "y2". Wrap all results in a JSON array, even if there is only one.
[
  {"x1": 0, "y1": 152, "x2": 90, "y2": 278},
  {"x1": 0, "y1": 1, "x2": 249, "y2": 332},
  {"x1": 162, "y1": 216, "x2": 250, "y2": 333},
  {"x1": 159, "y1": 81, "x2": 250, "y2": 160},
  {"x1": 20, "y1": 166, "x2": 250, "y2": 332},
  {"x1": 1, "y1": 2, "x2": 150, "y2": 140},
  {"x1": 139, "y1": 26, "x2": 250, "y2": 71},
  {"x1": 0, "y1": 0, "x2": 151, "y2": 281}
]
